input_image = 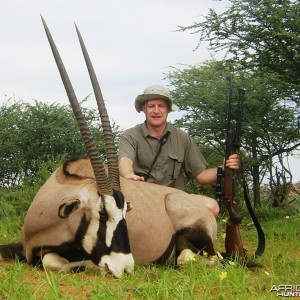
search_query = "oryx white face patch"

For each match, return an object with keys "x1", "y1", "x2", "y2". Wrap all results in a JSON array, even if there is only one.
[
  {"x1": 102, "y1": 194, "x2": 126, "y2": 247},
  {"x1": 82, "y1": 195, "x2": 102, "y2": 254},
  {"x1": 82, "y1": 210, "x2": 100, "y2": 254},
  {"x1": 81, "y1": 194, "x2": 127, "y2": 253}
]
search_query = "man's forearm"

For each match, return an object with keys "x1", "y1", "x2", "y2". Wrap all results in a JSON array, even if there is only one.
[
  {"x1": 196, "y1": 154, "x2": 240, "y2": 186},
  {"x1": 119, "y1": 157, "x2": 145, "y2": 181},
  {"x1": 119, "y1": 157, "x2": 135, "y2": 177},
  {"x1": 196, "y1": 167, "x2": 218, "y2": 186}
]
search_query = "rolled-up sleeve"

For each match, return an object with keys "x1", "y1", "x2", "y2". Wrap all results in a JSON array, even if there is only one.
[
  {"x1": 182, "y1": 135, "x2": 208, "y2": 178},
  {"x1": 118, "y1": 132, "x2": 137, "y2": 161}
]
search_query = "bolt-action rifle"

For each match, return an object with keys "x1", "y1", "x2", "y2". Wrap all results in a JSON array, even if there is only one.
[{"x1": 216, "y1": 75, "x2": 265, "y2": 260}]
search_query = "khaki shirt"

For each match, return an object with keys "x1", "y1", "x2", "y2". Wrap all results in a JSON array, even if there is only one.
[{"x1": 118, "y1": 122, "x2": 208, "y2": 190}]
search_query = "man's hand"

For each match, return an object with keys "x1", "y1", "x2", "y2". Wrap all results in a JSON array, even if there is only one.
[
  {"x1": 125, "y1": 174, "x2": 145, "y2": 181},
  {"x1": 119, "y1": 157, "x2": 145, "y2": 181},
  {"x1": 225, "y1": 154, "x2": 240, "y2": 171}
]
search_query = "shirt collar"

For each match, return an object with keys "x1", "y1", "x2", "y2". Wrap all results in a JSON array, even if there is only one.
[{"x1": 141, "y1": 121, "x2": 171, "y2": 138}]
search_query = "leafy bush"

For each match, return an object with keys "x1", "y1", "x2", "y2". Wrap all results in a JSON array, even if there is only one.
[
  {"x1": 0, "y1": 98, "x2": 119, "y2": 189},
  {"x1": 0, "y1": 157, "x2": 63, "y2": 217}
]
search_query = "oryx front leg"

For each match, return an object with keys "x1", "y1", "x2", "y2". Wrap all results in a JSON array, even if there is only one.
[
  {"x1": 165, "y1": 192, "x2": 217, "y2": 258},
  {"x1": 42, "y1": 253, "x2": 96, "y2": 272}
]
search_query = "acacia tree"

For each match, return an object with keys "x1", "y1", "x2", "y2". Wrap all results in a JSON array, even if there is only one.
[
  {"x1": 180, "y1": 0, "x2": 300, "y2": 89},
  {"x1": 167, "y1": 60, "x2": 300, "y2": 206},
  {"x1": 0, "y1": 98, "x2": 116, "y2": 188},
  {"x1": 174, "y1": 0, "x2": 300, "y2": 205}
]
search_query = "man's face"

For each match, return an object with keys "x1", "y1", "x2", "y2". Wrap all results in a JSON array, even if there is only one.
[{"x1": 142, "y1": 99, "x2": 170, "y2": 127}]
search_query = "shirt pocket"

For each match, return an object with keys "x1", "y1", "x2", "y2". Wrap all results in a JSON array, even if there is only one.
[{"x1": 167, "y1": 154, "x2": 183, "y2": 180}]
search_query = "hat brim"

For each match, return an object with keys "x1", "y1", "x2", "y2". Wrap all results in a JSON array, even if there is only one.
[{"x1": 135, "y1": 94, "x2": 179, "y2": 112}]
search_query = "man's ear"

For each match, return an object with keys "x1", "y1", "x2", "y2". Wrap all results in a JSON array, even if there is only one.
[{"x1": 142, "y1": 104, "x2": 147, "y2": 113}]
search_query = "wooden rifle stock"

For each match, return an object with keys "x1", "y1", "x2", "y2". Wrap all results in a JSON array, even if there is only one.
[{"x1": 223, "y1": 146, "x2": 245, "y2": 258}]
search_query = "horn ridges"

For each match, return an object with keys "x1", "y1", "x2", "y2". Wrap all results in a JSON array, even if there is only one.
[
  {"x1": 41, "y1": 15, "x2": 113, "y2": 196},
  {"x1": 75, "y1": 24, "x2": 120, "y2": 191}
]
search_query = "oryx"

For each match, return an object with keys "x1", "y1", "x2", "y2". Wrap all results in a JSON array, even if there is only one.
[{"x1": 0, "y1": 17, "x2": 217, "y2": 277}]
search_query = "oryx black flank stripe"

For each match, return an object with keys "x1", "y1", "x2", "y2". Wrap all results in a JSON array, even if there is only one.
[
  {"x1": 31, "y1": 242, "x2": 90, "y2": 266},
  {"x1": 30, "y1": 214, "x2": 91, "y2": 264},
  {"x1": 153, "y1": 234, "x2": 177, "y2": 264}
]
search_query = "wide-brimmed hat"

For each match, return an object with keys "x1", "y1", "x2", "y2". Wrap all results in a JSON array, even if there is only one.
[{"x1": 134, "y1": 85, "x2": 179, "y2": 112}]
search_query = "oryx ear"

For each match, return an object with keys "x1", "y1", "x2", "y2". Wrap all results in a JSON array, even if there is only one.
[
  {"x1": 126, "y1": 202, "x2": 133, "y2": 212},
  {"x1": 58, "y1": 198, "x2": 81, "y2": 218}
]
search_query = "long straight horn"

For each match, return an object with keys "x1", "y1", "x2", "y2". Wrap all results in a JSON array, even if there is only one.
[
  {"x1": 75, "y1": 24, "x2": 120, "y2": 191},
  {"x1": 41, "y1": 15, "x2": 113, "y2": 196}
]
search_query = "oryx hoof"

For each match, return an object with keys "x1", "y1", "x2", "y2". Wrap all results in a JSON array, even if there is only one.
[{"x1": 177, "y1": 249, "x2": 197, "y2": 265}]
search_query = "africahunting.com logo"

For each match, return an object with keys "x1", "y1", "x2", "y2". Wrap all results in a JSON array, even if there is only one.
[{"x1": 270, "y1": 285, "x2": 300, "y2": 297}]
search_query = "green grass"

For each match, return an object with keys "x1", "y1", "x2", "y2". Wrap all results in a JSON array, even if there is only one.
[{"x1": 0, "y1": 209, "x2": 299, "y2": 299}]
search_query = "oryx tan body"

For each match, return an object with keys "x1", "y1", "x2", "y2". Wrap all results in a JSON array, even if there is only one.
[
  {"x1": 123, "y1": 178, "x2": 217, "y2": 263},
  {"x1": 23, "y1": 158, "x2": 217, "y2": 265}
]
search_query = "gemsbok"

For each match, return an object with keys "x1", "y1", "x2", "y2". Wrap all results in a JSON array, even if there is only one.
[{"x1": 0, "y1": 17, "x2": 218, "y2": 277}]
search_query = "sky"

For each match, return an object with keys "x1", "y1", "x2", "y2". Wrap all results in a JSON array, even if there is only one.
[
  {"x1": 1, "y1": 0, "x2": 299, "y2": 182},
  {"x1": 1, "y1": 0, "x2": 228, "y2": 128}
]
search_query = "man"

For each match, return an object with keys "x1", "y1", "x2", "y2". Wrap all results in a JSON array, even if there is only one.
[{"x1": 118, "y1": 84, "x2": 240, "y2": 217}]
